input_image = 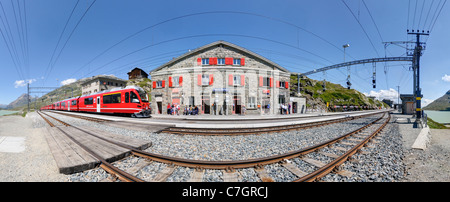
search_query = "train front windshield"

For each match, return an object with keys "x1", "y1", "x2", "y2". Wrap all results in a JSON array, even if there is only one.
[{"x1": 137, "y1": 89, "x2": 149, "y2": 103}]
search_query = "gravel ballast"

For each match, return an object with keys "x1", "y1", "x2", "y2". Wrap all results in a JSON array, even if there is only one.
[{"x1": 22, "y1": 111, "x2": 450, "y2": 182}]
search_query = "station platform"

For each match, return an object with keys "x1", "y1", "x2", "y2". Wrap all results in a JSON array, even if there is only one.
[{"x1": 44, "y1": 125, "x2": 151, "y2": 174}]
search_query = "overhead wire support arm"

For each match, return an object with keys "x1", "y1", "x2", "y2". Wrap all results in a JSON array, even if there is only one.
[{"x1": 296, "y1": 57, "x2": 413, "y2": 76}]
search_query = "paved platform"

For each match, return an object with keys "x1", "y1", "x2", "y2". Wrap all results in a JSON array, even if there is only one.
[{"x1": 44, "y1": 125, "x2": 151, "y2": 174}]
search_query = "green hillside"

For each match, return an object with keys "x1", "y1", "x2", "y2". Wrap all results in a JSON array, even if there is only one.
[{"x1": 290, "y1": 75, "x2": 389, "y2": 110}]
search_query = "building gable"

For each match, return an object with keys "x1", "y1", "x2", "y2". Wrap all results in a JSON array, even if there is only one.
[{"x1": 150, "y1": 41, "x2": 289, "y2": 74}]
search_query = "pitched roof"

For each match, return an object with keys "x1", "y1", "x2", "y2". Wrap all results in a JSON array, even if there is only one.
[
  {"x1": 127, "y1": 67, "x2": 149, "y2": 76},
  {"x1": 149, "y1": 40, "x2": 289, "y2": 73}
]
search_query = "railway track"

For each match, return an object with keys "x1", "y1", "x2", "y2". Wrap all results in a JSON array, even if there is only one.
[
  {"x1": 37, "y1": 110, "x2": 391, "y2": 182},
  {"x1": 159, "y1": 111, "x2": 386, "y2": 135}
]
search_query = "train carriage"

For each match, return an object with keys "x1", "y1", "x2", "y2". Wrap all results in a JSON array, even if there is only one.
[
  {"x1": 77, "y1": 86, "x2": 151, "y2": 117},
  {"x1": 43, "y1": 86, "x2": 150, "y2": 117}
]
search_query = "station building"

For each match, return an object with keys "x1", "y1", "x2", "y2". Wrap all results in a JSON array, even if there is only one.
[{"x1": 149, "y1": 40, "x2": 305, "y2": 115}]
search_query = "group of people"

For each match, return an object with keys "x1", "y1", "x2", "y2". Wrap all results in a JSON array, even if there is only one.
[
  {"x1": 167, "y1": 103, "x2": 199, "y2": 115},
  {"x1": 280, "y1": 103, "x2": 291, "y2": 115}
]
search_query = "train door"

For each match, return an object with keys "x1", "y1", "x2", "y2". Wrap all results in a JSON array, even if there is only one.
[
  {"x1": 68, "y1": 101, "x2": 70, "y2": 111},
  {"x1": 97, "y1": 96, "x2": 100, "y2": 112}
]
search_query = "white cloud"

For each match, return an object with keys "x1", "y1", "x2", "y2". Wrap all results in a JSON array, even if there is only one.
[
  {"x1": 60, "y1": 78, "x2": 77, "y2": 86},
  {"x1": 14, "y1": 79, "x2": 36, "y2": 88},
  {"x1": 442, "y1": 74, "x2": 450, "y2": 82},
  {"x1": 363, "y1": 88, "x2": 399, "y2": 103}
]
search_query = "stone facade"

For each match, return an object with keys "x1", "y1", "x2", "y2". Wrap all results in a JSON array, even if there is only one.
[
  {"x1": 81, "y1": 75, "x2": 127, "y2": 96},
  {"x1": 150, "y1": 41, "x2": 300, "y2": 115}
]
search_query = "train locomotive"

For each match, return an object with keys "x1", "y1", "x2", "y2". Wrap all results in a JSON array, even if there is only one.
[{"x1": 41, "y1": 86, "x2": 151, "y2": 118}]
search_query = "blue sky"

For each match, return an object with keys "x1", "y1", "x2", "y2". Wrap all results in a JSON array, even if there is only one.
[{"x1": 1, "y1": 0, "x2": 449, "y2": 105}]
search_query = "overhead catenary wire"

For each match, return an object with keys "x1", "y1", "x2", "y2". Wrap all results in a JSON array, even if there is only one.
[
  {"x1": 362, "y1": 0, "x2": 383, "y2": 43},
  {"x1": 69, "y1": 10, "x2": 357, "y2": 79},
  {"x1": 43, "y1": 0, "x2": 96, "y2": 85},
  {"x1": 341, "y1": 0, "x2": 380, "y2": 57},
  {"x1": 80, "y1": 33, "x2": 336, "y2": 78},
  {"x1": 43, "y1": 0, "x2": 80, "y2": 84},
  {"x1": 0, "y1": 0, "x2": 27, "y2": 81}
]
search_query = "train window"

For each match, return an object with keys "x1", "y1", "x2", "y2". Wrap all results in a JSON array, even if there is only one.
[
  {"x1": 103, "y1": 93, "x2": 121, "y2": 104},
  {"x1": 62, "y1": 102, "x2": 66, "y2": 107},
  {"x1": 84, "y1": 97, "x2": 93, "y2": 105},
  {"x1": 71, "y1": 100, "x2": 77, "y2": 106},
  {"x1": 131, "y1": 91, "x2": 140, "y2": 103},
  {"x1": 125, "y1": 92, "x2": 129, "y2": 103}
]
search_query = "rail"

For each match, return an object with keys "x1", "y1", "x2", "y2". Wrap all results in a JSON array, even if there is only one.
[{"x1": 37, "y1": 110, "x2": 391, "y2": 182}]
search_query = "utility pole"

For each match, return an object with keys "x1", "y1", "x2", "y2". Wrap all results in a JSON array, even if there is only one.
[
  {"x1": 27, "y1": 82, "x2": 30, "y2": 112},
  {"x1": 408, "y1": 30, "x2": 428, "y2": 122},
  {"x1": 396, "y1": 85, "x2": 400, "y2": 110}
]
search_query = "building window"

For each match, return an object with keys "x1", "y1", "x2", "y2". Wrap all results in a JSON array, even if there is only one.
[
  {"x1": 218, "y1": 58, "x2": 225, "y2": 65},
  {"x1": 280, "y1": 81, "x2": 285, "y2": 88},
  {"x1": 233, "y1": 75, "x2": 241, "y2": 86},
  {"x1": 173, "y1": 76, "x2": 180, "y2": 87},
  {"x1": 263, "y1": 77, "x2": 270, "y2": 87},
  {"x1": 202, "y1": 58, "x2": 209, "y2": 65},
  {"x1": 202, "y1": 74, "x2": 209, "y2": 85},
  {"x1": 233, "y1": 58, "x2": 241, "y2": 65},
  {"x1": 156, "y1": 81, "x2": 163, "y2": 88},
  {"x1": 248, "y1": 97, "x2": 256, "y2": 108}
]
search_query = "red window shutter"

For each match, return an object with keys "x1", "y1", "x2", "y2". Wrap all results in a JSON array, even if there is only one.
[
  {"x1": 168, "y1": 77, "x2": 173, "y2": 87},
  {"x1": 240, "y1": 75, "x2": 245, "y2": 86},
  {"x1": 241, "y1": 58, "x2": 245, "y2": 66},
  {"x1": 269, "y1": 77, "x2": 273, "y2": 87},
  {"x1": 259, "y1": 76, "x2": 263, "y2": 87},
  {"x1": 197, "y1": 74, "x2": 202, "y2": 86},
  {"x1": 285, "y1": 82, "x2": 289, "y2": 89},
  {"x1": 162, "y1": 80, "x2": 165, "y2": 88},
  {"x1": 197, "y1": 58, "x2": 202, "y2": 66},
  {"x1": 210, "y1": 57, "x2": 217, "y2": 65},
  {"x1": 276, "y1": 81, "x2": 280, "y2": 88},
  {"x1": 209, "y1": 74, "x2": 214, "y2": 85},
  {"x1": 152, "y1": 81, "x2": 156, "y2": 89},
  {"x1": 179, "y1": 76, "x2": 183, "y2": 86},
  {"x1": 229, "y1": 74, "x2": 233, "y2": 86},
  {"x1": 225, "y1": 57, "x2": 233, "y2": 65}
]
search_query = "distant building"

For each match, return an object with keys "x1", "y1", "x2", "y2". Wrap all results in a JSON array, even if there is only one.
[
  {"x1": 400, "y1": 94, "x2": 415, "y2": 115},
  {"x1": 382, "y1": 99, "x2": 393, "y2": 107},
  {"x1": 81, "y1": 75, "x2": 127, "y2": 96},
  {"x1": 127, "y1": 67, "x2": 148, "y2": 80}
]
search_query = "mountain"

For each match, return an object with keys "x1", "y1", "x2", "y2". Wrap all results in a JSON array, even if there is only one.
[
  {"x1": 6, "y1": 93, "x2": 38, "y2": 109},
  {"x1": 423, "y1": 90, "x2": 450, "y2": 111}
]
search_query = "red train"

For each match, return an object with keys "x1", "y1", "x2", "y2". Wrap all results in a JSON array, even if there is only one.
[{"x1": 41, "y1": 86, "x2": 151, "y2": 117}]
